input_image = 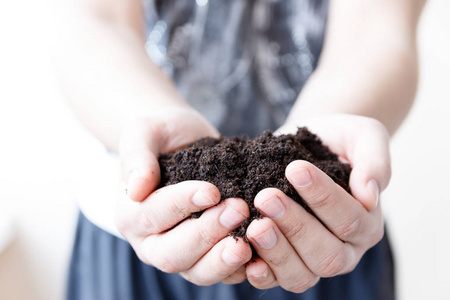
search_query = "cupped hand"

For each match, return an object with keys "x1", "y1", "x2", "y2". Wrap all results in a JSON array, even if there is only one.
[
  {"x1": 115, "y1": 107, "x2": 252, "y2": 285},
  {"x1": 245, "y1": 114, "x2": 391, "y2": 292}
]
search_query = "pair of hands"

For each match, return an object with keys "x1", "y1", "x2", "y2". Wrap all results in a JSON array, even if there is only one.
[{"x1": 115, "y1": 107, "x2": 391, "y2": 293}]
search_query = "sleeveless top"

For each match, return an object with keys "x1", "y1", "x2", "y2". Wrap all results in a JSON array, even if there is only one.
[{"x1": 143, "y1": 0, "x2": 329, "y2": 137}]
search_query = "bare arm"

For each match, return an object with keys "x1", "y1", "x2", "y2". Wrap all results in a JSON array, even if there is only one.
[
  {"x1": 245, "y1": 0, "x2": 427, "y2": 292},
  {"x1": 57, "y1": 0, "x2": 189, "y2": 151},
  {"x1": 57, "y1": 0, "x2": 251, "y2": 287},
  {"x1": 287, "y1": 0, "x2": 427, "y2": 135}
]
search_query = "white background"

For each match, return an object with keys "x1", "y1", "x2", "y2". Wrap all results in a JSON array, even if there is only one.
[{"x1": 0, "y1": 1, "x2": 449, "y2": 299}]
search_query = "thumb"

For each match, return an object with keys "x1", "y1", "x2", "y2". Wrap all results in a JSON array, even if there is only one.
[
  {"x1": 119, "y1": 119, "x2": 163, "y2": 202},
  {"x1": 348, "y1": 120, "x2": 391, "y2": 211}
]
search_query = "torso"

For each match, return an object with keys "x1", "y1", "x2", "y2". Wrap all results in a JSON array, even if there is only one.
[{"x1": 144, "y1": 0, "x2": 329, "y2": 136}]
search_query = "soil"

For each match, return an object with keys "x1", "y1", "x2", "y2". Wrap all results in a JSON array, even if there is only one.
[{"x1": 158, "y1": 127, "x2": 351, "y2": 241}]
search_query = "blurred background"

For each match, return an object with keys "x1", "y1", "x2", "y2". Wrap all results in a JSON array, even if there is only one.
[{"x1": 0, "y1": 1, "x2": 449, "y2": 299}]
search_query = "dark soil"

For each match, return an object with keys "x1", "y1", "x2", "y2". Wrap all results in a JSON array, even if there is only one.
[{"x1": 158, "y1": 128, "x2": 351, "y2": 241}]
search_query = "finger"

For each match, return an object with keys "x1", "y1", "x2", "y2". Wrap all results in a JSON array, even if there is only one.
[
  {"x1": 285, "y1": 160, "x2": 380, "y2": 246},
  {"x1": 347, "y1": 119, "x2": 391, "y2": 211},
  {"x1": 122, "y1": 155, "x2": 161, "y2": 202},
  {"x1": 119, "y1": 119, "x2": 165, "y2": 202},
  {"x1": 180, "y1": 236, "x2": 252, "y2": 286},
  {"x1": 246, "y1": 218, "x2": 319, "y2": 293},
  {"x1": 254, "y1": 188, "x2": 361, "y2": 277},
  {"x1": 139, "y1": 181, "x2": 221, "y2": 235},
  {"x1": 221, "y1": 266, "x2": 247, "y2": 285},
  {"x1": 246, "y1": 257, "x2": 278, "y2": 290},
  {"x1": 142, "y1": 198, "x2": 249, "y2": 273},
  {"x1": 288, "y1": 115, "x2": 391, "y2": 211}
]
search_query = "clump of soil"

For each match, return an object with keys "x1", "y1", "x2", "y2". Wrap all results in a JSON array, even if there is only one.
[{"x1": 158, "y1": 128, "x2": 351, "y2": 241}]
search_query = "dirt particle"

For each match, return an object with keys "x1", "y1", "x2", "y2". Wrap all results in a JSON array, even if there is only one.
[{"x1": 158, "y1": 128, "x2": 351, "y2": 240}]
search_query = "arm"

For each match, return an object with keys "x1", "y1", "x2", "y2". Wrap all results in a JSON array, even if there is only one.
[
  {"x1": 287, "y1": 0, "x2": 426, "y2": 135},
  {"x1": 58, "y1": 0, "x2": 252, "y2": 285},
  {"x1": 57, "y1": 0, "x2": 190, "y2": 151},
  {"x1": 245, "y1": 0, "x2": 426, "y2": 292}
]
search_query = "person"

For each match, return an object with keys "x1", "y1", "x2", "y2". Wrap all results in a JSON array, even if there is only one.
[{"x1": 58, "y1": 0, "x2": 426, "y2": 299}]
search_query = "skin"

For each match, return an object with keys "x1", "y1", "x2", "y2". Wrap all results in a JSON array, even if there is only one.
[
  {"x1": 244, "y1": 115, "x2": 390, "y2": 291},
  {"x1": 58, "y1": 0, "x2": 426, "y2": 293}
]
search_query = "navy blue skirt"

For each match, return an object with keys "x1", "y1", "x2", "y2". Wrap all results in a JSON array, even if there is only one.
[{"x1": 67, "y1": 212, "x2": 395, "y2": 300}]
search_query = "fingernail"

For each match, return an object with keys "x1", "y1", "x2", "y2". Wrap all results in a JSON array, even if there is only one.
[
  {"x1": 288, "y1": 167, "x2": 312, "y2": 188},
  {"x1": 253, "y1": 227, "x2": 277, "y2": 249},
  {"x1": 219, "y1": 205, "x2": 246, "y2": 229},
  {"x1": 253, "y1": 268, "x2": 269, "y2": 280},
  {"x1": 260, "y1": 196, "x2": 285, "y2": 220},
  {"x1": 192, "y1": 190, "x2": 216, "y2": 207},
  {"x1": 367, "y1": 179, "x2": 380, "y2": 208},
  {"x1": 222, "y1": 248, "x2": 243, "y2": 266}
]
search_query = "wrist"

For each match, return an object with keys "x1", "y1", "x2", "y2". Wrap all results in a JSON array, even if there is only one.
[
  {"x1": 119, "y1": 106, "x2": 219, "y2": 156},
  {"x1": 121, "y1": 98, "x2": 189, "y2": 124}
]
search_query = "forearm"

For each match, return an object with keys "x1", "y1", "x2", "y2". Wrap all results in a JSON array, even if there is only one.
[
  {"x1": 287, "y1": 0, "x2": 426, "y2": 136},
  {"x1": 57, "y1": 4, "x2": 188, "y2": 151},
  {"x1": 287, "y1": 45, "x2": 418, "y2": 136}
]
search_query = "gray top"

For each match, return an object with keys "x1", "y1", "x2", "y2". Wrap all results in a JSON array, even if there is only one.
[{"x1": 143, "y1": 0, "x2": 329, "y2": 137}]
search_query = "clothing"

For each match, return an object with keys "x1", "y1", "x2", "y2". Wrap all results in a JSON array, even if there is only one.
[
  {"x1": 144, "y1": 0, "x2": 329, "y2": 137},
  {"x1": 70, "y1": 0, "x2": 396, "y2": 299},
  {"x1": 68, "y1": 212, "x2": 395, "y2": 300},
  {"x1": 77, "y1": 0, "x2": 330, "y2": 234},
  {"x1": 77, "y1": 0, "x2": 331, "y2": 241}
]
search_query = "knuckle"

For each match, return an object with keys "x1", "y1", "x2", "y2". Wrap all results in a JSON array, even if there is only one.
[
  {"x1": 283, "y1": 218, "x2": 308, "y2": 243},
  {"x1": 198, "y1": 227, "x2": 217, "y2": 249},
  {"x1": 342, "y1": 259, "x2": 359, "y2": 275},
  {"x1": 133, "y1": 249, "x2": 149, "y2": 265},
  {"x1": 153, "y1": 254, "x2": 182, "y2": 274},
  {"x1": 316, "y1": 246, "x2": 347, "y2": 277},
  {"x1": 114, "y1": 207, "x2": 139, "y2": 238},
  {"x1": 335, "y1": 218, "x2": 361, "y2": 241},
  {"x1": 139, "y1": 209, "x2": 164, "y2": 234},
  {"x1": 132, "y1": 240, "x2": 153, "y2": 266},
  {"x1": 268, "y1": 251, "x2": 290, "y2": 268},
  {"x1": 182, "y1": 273, "x2": 213, "y2": 287},
  {"x1": 222, "y1": 272, "x2": 247, "y2": 285},
  {"x1": 307, "y1": 190, "x2": 333, "y2": 210},
  {"x1": 214, "y1": 268, "x2": 233, "y2": 280},
  {"x1": 369, "y1": 225, "x2": 385, "y2": 247},
  {"x1": 287, "y1": 275, "x2": 319, "y2": 293}
]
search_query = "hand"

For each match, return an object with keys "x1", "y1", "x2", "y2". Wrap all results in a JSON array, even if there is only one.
[
  {"x1": 115, "y1": 107, "x2": 252, "y2": 285},
  {"x1": 245, "y1": 114, "x2": 391, "y2": 292}
]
